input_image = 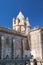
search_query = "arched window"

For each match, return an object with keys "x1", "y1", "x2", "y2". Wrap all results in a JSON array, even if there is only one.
[{"x1": 6, "y1": 55, "x2": 9, "y2": 59}]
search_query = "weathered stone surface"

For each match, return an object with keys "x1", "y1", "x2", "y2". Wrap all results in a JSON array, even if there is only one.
[
  {"x1": 30, "y1": 29, "x2": 42, "y2": 59},
  {"x1": 0, "y1": 12, "x2": 43, "y2": 61}
]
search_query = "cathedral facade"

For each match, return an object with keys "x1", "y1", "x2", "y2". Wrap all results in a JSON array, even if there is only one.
[{"x1": 0, "y1": 12, "x2": 43, "y2": 60}]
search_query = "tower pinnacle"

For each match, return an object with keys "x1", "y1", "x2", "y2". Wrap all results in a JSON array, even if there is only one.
[
  {"x1": 26, "y1": 17, "x2": 30, "y2": 27},
  {"x1": 12, "y1": 12, "x2": 31, "y2": 34},
  {"x1": 17, "y1": 11, "x2": 25, "y2": 21}
]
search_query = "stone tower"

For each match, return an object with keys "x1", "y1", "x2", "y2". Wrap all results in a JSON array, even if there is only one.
[{"x1": 12, "y1": 11, "x2": 31, "y2": 35}]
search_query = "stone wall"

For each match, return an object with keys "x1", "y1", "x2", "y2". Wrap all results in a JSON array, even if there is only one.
[
  {"x1": 0, "y1": 32, "x2": 30, "y2": 59},
  {"x1": 30, "y1": 29, "x2": 42, "y2": 59}
]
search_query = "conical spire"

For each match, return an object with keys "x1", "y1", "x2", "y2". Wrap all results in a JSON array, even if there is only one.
[
  {"x1": 17, "y1": 11, "x2": 25, "y2": 21},
  {"x1": 26, "y1": 17, "x2": 29, "y2": 21},
  {"x1": 12, "y1": 18, "x2": 15, "y2": 22},
  {"x1": 26, "y1": 17, "x2": 30, "y2": 26}
]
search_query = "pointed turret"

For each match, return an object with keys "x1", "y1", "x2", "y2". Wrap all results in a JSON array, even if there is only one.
[
  {"x1": 25, "y1": 17, "x2": 31, "y2": 35},
  {"x1": 12, "y1": 18, "x2": 15, "y2": 29},
  {"x1": 13, "y1": 18, "x2": 15, "y2": 22},
  {"x1": 26, "y1": 17, "x2": 30, "y2": 27}
]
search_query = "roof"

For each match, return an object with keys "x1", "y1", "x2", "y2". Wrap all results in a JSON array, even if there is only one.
[
  {"x1": 30, "y1": 26, "x2": 43, "y2": 32},
  {"x1": 0, "y1": 27, "x2": 27, "y2": 38}
]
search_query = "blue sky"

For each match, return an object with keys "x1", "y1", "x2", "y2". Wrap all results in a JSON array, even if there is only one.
[{"x1": 0, "y1": 0, "x2": 43, "y2": 28}]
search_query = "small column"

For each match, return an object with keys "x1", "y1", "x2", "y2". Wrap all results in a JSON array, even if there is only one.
[
  {"x1": 1, "y1": 36, "x2": 5, "y2": 59},
  {"x1": 11, "y1": 38, "x2": 14, "y2": 59},
  {"x1": 13, "y1": 39, "x2": 16, "y2": 59}
]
